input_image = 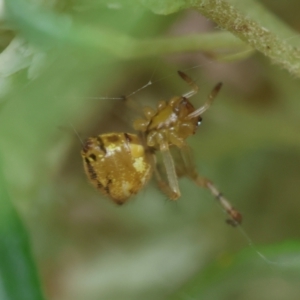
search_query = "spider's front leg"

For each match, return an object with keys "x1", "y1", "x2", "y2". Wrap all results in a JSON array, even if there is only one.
[{"x1": 179, "y1": 144, "x2": 242, "y2": 226}]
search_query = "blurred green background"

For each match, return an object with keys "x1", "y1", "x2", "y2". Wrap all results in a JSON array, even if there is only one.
[{"x1": 1, "y1": 0, "x2": 300, "y2": 300}]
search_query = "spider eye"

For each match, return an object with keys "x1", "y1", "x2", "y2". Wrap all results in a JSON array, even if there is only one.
[{"x1": 197, "y1": 116, "x2": 202, "y2": 126}]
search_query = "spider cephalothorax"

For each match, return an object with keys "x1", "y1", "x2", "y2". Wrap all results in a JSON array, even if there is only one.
[{"x1": 133, "y1": 96, "x2": 201, "y2": 149}]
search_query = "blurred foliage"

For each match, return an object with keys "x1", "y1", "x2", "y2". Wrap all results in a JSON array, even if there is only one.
[
  {"x1": 1, "y1": 0, "x2": 300, "y2": 300},
  {"x1": 0, "y1": 159, "x2": 44, "y2": 300}
]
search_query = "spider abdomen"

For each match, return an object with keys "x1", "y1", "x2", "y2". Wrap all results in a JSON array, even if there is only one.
[{"x1": 81, "y1": 133, "x2": 152, "y2": 205}]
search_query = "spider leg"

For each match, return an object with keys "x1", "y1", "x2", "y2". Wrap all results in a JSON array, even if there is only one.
[
  {"x1": 187, "y1": 82, "x2": 222, "y2": 119},
  {"x1": 152, "y1": 143, "x2": 181, "y2": 200},
  {"x1": 178, "y1": 71, "x2": 199, "y2": 99},
  {"x1": 179, "y1": 144, "x2": 242, "y2": 226}
]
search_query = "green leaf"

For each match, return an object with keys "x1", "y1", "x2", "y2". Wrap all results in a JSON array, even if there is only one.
[
  {"x1": 0, "y1": 158, "x2": 45, "y2": 300},
  {"x1": 140, "y1": 0, "x2": 186, "y2": 14}
]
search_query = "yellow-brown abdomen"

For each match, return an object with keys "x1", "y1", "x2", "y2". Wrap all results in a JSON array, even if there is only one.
[{"x1": 81, "y1": 133, "x2": 152, "y2": 205}]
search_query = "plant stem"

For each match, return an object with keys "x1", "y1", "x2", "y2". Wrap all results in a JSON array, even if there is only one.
[
  {"x1": 77, "y1": 29, "x2": 247, "y2": 59},
  {"x1": 184, "y1": 0, "x2": 300, "y2": 77}
]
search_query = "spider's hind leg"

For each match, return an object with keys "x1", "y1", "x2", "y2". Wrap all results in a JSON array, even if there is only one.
[
  {"x1": 151, "y1": 143, "x2": 181, "y2": 200},
  {"x1": 179, "y1": 144, "x2": 242, "y2": 226}
]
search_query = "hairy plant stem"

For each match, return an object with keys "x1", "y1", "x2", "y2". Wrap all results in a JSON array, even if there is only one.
[{"x1": 184, "y1": 0, "x2": 300, "y2": 77}]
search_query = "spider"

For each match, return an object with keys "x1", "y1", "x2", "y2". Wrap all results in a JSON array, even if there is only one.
[{"x1": 81, "y1": 71, "x2": 242, "y2": 226}]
